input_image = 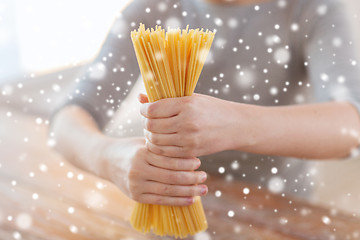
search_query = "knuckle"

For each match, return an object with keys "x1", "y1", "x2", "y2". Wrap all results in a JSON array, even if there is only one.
[
  {"x1": 181, "y1": 96, "x2": 195, "y2": 106},
  {"x1": 172, "y1": 159, "x2": 181, "y2": 170},
  {"x1": 176, "y1": 132, "x2": 185, "y2": 140},
  {"x1": 169, "y1": 172, "x2": 179, "y2": 183},
  {"x1": 128, "y1": 167, "x2": 140, "y2": 180},
  {"x1": 162, "y1": 185, "x2": 172, "y2": 195},
  {"x1": 184, "y1": 119, "x2": 200, "y2": 132},
  {"x1": 176, "y1": 132, "x2": 184, "y2": 142},
  {"x1": 191, "y1": 186, "x2": 197, "y2": 196},
  {"x1": 183, "y1": 148, "x2": 196, "y2": 158},
  {"x1": 184, "y1": 135, "x2": 198, "y2": 148},
  {"x1": 186, "y1": 138, "x2": 195, "y2": 147},
  {"x1": 146, "y1": 119, "x2": 154, "y2": 131},
  {"x1": 191, "y1": 121, "x2": 201, "y2": 132},
  {"x1": 150, "y1": 133, "x2": 159, "y2": 145},
  {"x1": 159, "y1": 155, "x2": 169, "y2": 168},
  {"x1": 146, "y1": 103, "x2": 157, "y2": 117},
  {"x1": 128, "y1": 182, "x2": 141, "y2": 199},
  {"x1": 184, "y1": 172, "x2": 194, "y2": 184},
  {"x1": 184, "y1": 99, "x2": 198, "y2": 113},
  {"x1": 192, "y1": 136, "x2": 200, "y2": 147},
  {"x1": 154, "y1": 197, "x2": 164, "y2": 205},
  {"x1": 152, "y1": 145, "x2": 164, "y2": 155}
]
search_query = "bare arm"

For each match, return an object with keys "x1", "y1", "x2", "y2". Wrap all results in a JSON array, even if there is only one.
[
  {"x1": 240, "y1": 101, "x2": 360, "y2": 159},
  {"x1": 50, "y1": 105, "x2": 207, "y2": 206},
  {"x1": 51, "y1": 105, "x2": 108, "y2": 175},
  {"x1": 140, "y1": 94, "x2": 360, "y2": 160}
]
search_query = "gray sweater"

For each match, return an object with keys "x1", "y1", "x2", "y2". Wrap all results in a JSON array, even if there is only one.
[{"x1": 62, "y1": 0, "x2": 360, "y2": 198}]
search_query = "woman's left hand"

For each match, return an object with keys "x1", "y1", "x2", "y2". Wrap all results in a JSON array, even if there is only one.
[{"x1": 139, "y1": 93, "x2": 245, "y2": 158}]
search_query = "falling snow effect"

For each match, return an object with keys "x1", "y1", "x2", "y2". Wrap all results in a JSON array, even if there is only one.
[
  {"x1": 290, "y1": 23, "x2": 299, "y2": 32},
  {"x1": 69, "y1": 225, "x2": 79, "y2": 234},
  {"x1": 111, "y1": 18, "x2": 128, "y2": 36},
  {"x1": 274, "y1": 48, "x2": 291, "y2": 64},
  {"x1": 228, "y1": 210, "x2": 235, "y2": 218},
  {"x1": 215, "y1": 190, "x2": 222, "y2": 197},
  {"x1": 0, "y1": 0, "x2": 360, "y2": 238},
  {"x1": 235, "y1": 68, "x2": 255, "y2": 89},
  {"x1": 68, "y1": 207, "x2": 75, "y2": 214},
  {"x1": 268, "y1": 176, "x2": 285, "y2": 194},
  {"x1": 32, "y1": 193, "x2": 39, "y2": 200},
  {"x1": 231, "y1": 160, "x2": 239, "y2": 170},
  {"x1": 279, "y1": 217, "x2": 288, "y2": 225},
  {"x1": 157, "y1": 3, "x2": 166, "y2": 12},
  {"x1": 84, "y1": 191, "x2": 108, "y2": 209},
  {"x1": 165, "y1": 17, "x2": 181, "y2": 28},
  {"x1": 227, "y1": 18, "x2": 238, "y2": 28},
  {"x1": 194, "y1": 231, "x2": 211, "y2": 240},
  {"x1": 265, "y1": 35, "x2": 281, "y2": 46},
  {"x1": 89, "y1": 62, "x2": 107, "y2": 80},
  {"x1": 317, "y1": 4, "x2": 328, "y2": 16},
  {"x1": 15, "y1": 213, "x2": 33, "y2": 230},
  {"x1": 12, "y1": 232, "x2": 22, "y2": 240},
  {"x1": 322, "y1": 216, "x2": 331, "y2": 225}
]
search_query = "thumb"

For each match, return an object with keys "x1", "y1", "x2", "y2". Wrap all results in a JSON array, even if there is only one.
[{"x1": 138, "y1": 93, "x2": 149, "y2": 103}]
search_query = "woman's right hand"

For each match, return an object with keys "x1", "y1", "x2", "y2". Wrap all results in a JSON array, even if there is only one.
[{"x1": 98, "y1": 137, "x2": 208, "y2": 206}]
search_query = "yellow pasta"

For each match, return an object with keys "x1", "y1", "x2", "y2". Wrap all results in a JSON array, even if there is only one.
[{"x1": 130, "y1": 23, "x2": 215, "y2": 238}]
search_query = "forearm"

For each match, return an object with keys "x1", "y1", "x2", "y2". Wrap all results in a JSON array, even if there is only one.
[
  {"x1": 234, "y1": 102, "x2": 360, "y2": 159},
  {"x1": 50, "y1": 105, "x2": 108, "y2": 175}
]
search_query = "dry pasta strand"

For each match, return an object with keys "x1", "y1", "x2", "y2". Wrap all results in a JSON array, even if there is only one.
[{"x1": 130, "y1": 23, "x2": 215, "y2": 238}]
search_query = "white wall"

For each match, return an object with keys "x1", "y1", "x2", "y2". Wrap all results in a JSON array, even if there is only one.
[
  {"x1": 345, "y1": 0, "x2": 360, "y2": 47},
  {"x1": 0, "y1": 0, "x2": 131, "y2": 78}
]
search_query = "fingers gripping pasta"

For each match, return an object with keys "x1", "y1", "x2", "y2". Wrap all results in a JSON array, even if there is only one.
[{"x1": 130, "y1": 24, "x2": 215, "y2": 238}]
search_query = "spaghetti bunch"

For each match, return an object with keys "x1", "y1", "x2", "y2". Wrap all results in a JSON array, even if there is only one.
[{"x1": 130, "y1": 23, "x2": 215, "y2": 238}]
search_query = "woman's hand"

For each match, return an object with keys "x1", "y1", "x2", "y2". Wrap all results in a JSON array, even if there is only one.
[
  {"x1": 98, "y1": 137, "x2": 208, "y2": 206},
  {"x1": 139, "y1": 93, "x2": 247, "y2": 158}
]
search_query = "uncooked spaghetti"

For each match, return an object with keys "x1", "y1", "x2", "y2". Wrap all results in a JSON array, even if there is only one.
[{"x1": 130, "y1": 23, "x2": 215, "y2": 238}]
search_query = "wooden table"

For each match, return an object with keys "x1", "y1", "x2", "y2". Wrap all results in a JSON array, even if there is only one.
[{"x1": 1, "y1": 109, "x2": 360, "y2": 240}]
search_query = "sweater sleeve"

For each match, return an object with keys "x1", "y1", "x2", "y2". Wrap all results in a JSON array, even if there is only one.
[
  {"x1": 303, "y1": 0, "x2": 360, "y2": 114},
  {"x1": 302, "y1": 0, "x2": 360, "y2": 157},
  {"x1": 58, "y1": 0, "x2": 151, "y2": 130}
]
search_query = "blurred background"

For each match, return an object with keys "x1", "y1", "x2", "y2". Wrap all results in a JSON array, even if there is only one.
[
  {"x1": 0, "y1": 0, "x2": 360, "y2": 220},
  {"x1": 0, "y1": 0, "x2": 132, "y2": 116},
  {"x1": 0, "y1": 0, "x2": 130, "y2": 75}
]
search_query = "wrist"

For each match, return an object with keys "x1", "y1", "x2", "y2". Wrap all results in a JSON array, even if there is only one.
[
  {"x1": 95, "y1": 136, "x2": 145, "y2": 181},
  {"x1": 227, "y1": 102, "x2": 268, "y2": 152},
  {"x1": 84, "y1": 133, "x2": 111, "y2": 176}
]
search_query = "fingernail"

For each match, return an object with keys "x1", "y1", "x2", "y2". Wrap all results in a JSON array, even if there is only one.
[
  {"x1": 187, "y1": 197, "x2": 194, "y2": 204},
  {"x1": 196, "y1": 160, "x2": 201, "y2": 168},
  {"x1": 200, "y1": 172, "x2": 207, "y2": 182},
  {"x1": 193, "y1": 160, "x2": 200, "y2": 170},
  {"x1": 200, "y1": 185, "x2": 208, "y2": 195}
]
